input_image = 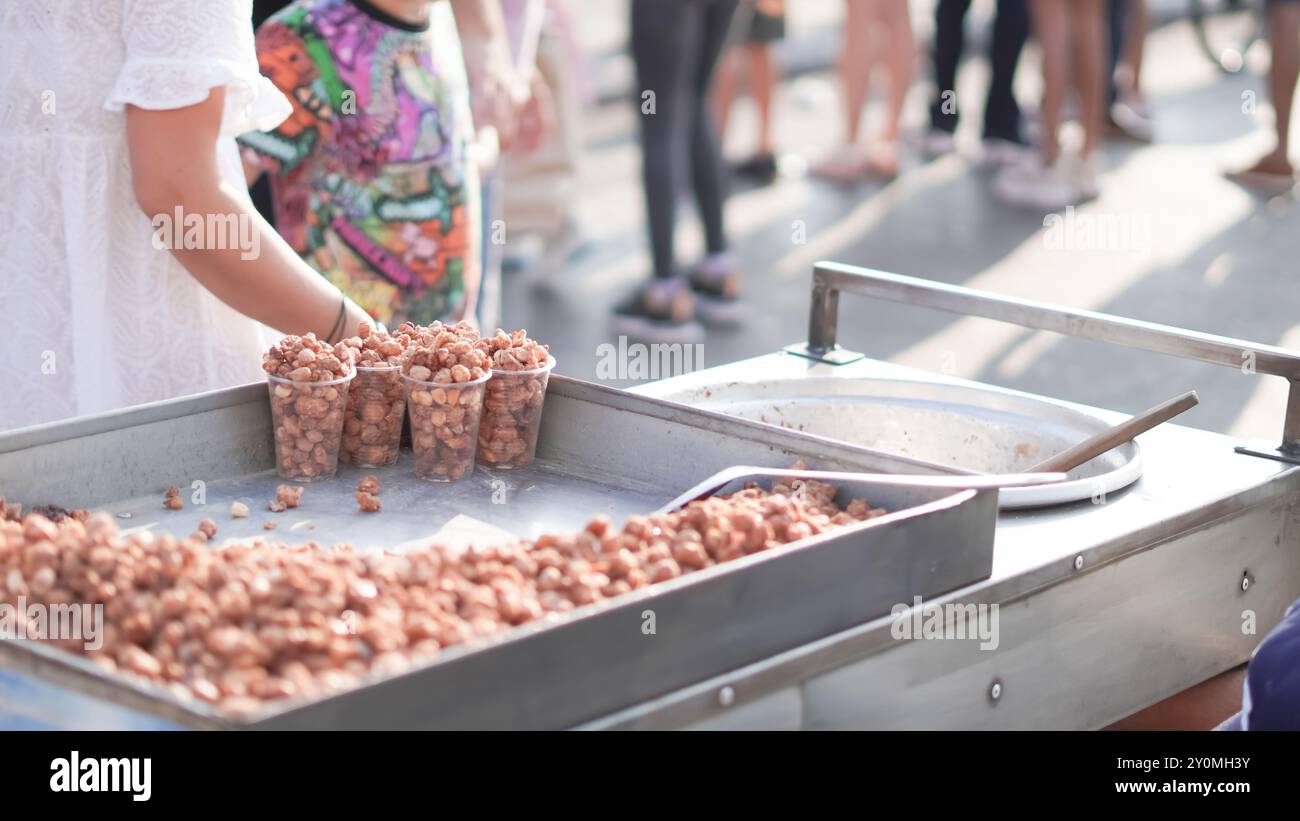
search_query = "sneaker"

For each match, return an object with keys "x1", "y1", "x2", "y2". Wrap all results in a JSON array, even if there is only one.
[
  {"x1": 992, "y1": 157, "x2": 1086, "y2": 211},
  {"x1": 811, "y1": 144, "x2": 870, "y2": 183},
  {"x1": 689, "y1": 252, "x2": 745, "y2": 326},
  {"x1": 922, "y1": 129, "x2": 957, "y2": 158},
  {"x1": 1072, "y1": 152, "x2": 1102, "y2": 201},
  {"x1": 1106, "y1": 100, "x2": 1154, "y2": 143},
  {"x1": 977, "y1": 137, "x2": 1033, "y2": 167},
  {"x1": 612, "y1": 277, "x2": 705, "y2": 343},
  {"x1": 1225, "y1": 158, "x2": 1298, "y2": 195}
]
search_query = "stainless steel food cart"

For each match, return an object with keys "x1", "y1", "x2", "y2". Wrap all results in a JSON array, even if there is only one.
[{"x1": 2, "y1": 262, "x2": 1298, "y2": 730}]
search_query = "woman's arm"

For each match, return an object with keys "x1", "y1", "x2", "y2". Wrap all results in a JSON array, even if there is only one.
[
  {"x1": 452, "y1": 0, "x2": 528, "y2": 150},
  {"x1": 126, "y1": 87, "x2": 369, "y2": 340}
]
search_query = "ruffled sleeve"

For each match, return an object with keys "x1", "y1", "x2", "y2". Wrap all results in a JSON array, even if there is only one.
[{"x1": 104, "y1": 0, "x2": 291, "y2": 137}]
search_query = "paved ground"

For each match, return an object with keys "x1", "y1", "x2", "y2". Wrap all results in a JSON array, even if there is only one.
[{"x1": 501, "y1": 0, "x2": 1300, "y2": 445}]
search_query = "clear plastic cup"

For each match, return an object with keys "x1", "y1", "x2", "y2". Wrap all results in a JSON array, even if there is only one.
[
  {"x1": 266, "y1": 370, "x2": 355, "y2": 482},
  {"x1": 477, "y1": 355, "x2": 555, "y2": 469},
  {"x1": 402, "y1": 370, "x2": 490, "y2": 482},
  {"x1": 341, "y1": 365, "x2": 405, "y2": 468}
]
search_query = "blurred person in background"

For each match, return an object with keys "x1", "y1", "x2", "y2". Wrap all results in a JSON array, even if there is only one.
[
  {"x1": 814, "y1": 0, "x2": 916, "y2": 181},
  {"x1": 992, "y1": 0, "x2": 1106, "y2": 209},
  {"x1": 470, "y1": 0, "x2": 550, "y2": 330},
  {"x1": 1228, "y1": 0, "x2": 1299, "y2": 192},
  {"x1": 617, "y1": 0, "x2": 740, "y2": 342},
  {"x1": 499, "y1": 1, "x2": 593, "y2": 287},
  {"x1": 713, "y1": 0, "x2": 787, "y2": 183},
  {"x1": 923, "y1": 0, "x2": 1031, "y2": 164},
  {"x1": 0, "y1": 0, "x2": 371, "y2": 431},
  {"x1": 1105, "y1": 0, "x2": 1154, "y2": 142},
  {"x1": 241, "y1": 0, "x2": 527, "y2": 329},
  {"x1": 249, "y1": 0, "x2": 298, "y2": 225}
]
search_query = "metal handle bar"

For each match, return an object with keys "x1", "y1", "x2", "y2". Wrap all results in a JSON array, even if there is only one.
[{"x1": 796, "y1": 261, "x2": 1300, "y2": 456}]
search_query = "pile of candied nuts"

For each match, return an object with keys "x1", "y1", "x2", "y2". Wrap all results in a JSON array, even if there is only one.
[
  {"x1": 478, "y1": 330, "x2": 551, "y2": 468},
  {"x1": 263, "y1": 334, "x2": 355, "y2": 480},
  {"x1": 0, "y1": 478, "x2": 882, "y2": 717},
  {"x1": 402, "y1": 322, "x2": 492, "y2": 481}
]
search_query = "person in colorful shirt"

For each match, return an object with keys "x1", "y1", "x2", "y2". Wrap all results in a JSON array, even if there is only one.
[{"x1": 241, "y1": 0, "x2": 483, "y2": 327}]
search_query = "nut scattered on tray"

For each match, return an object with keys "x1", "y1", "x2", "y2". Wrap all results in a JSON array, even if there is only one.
[
  {"x1": 197, "y1": 519, "x2": 218, "y2": 541},
  {"x1": 275, "y1": 485, "x2": 303, "y2": 509},
  {"x1": 0, "y1": 499, "x2": 21, "y2": 521},
  {"x1": 163, "y1": 487, "x2": 182, "y2": 511},
  {"x1": 1, "y1": 501, "x2": 88, "y2": 524},
  {"x1": 338, "y1": 324, "x2": 412, "y2": 468},
  {"x1": 263, "y1": 334, "x2": 355, "y2": 481},
  {"x1": 355, "y1": 476, "x2": 382, "y2": 512},
  {"x1": 355, "y1": 492, "x2": 381, "y2": 513},
  {"x1": 231, "y1": 502, "x2": 249, "y2": 519},
  {"x1": 0, "y1": 477, "x2": 882, "y2": 718},
  {"x1": 402, "y1": 323, "x2": 491, "y2": 481},
  {"x1": 479, "y1": 329, "x2": 552, "y2": 469}
]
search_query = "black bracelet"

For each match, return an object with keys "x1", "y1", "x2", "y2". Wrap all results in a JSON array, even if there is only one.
[{"x1": 326, "y1": 294, "x2": 347, "y2": 344}]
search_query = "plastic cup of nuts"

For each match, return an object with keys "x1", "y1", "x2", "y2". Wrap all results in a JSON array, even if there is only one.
[
  {"x1": 478, "y1": 355, "x2": 555, "y2": 469},
  {"x1": 341, "y1": 364, "x2": 406, "y2": 468},
  {"x1": 266, "y1": 370, "x2": 354, "y2": 482},
  {"x1": 263, "y1": 333, "x2": 356, "y2": 483},
  {"x1": 402, "y1": 370, "x2": 490, "y2": 482}
]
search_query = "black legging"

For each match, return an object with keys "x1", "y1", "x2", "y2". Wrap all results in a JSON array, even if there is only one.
[
  {"x1": 1107, "y1": 0, "x2": 1126, "y2": 106},
  {"x1": 631, "y1": 0, "x2": 738, "y2": 281},
  {"x1": 928, "y1": 0, "x2": 1029, "y2": 143}
]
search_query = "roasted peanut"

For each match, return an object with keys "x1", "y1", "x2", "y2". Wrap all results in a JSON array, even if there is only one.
[
  {"x1": 275, "y1": 485, "x2": 303, "y2": 509},
  {"x1": 355, "y1": 491, "x2": 381, "y2": 513}
]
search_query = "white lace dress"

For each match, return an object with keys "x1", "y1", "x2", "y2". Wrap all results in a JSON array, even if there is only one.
[{"x1": 0, "y1": 0, "x2": 293, "y2": 431}]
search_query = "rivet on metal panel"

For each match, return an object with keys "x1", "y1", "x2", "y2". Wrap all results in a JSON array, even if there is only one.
[
  {"x1": 1073, "y1": 555, "x2": 1085, "y2": 571},
  {"x1": 1240, "y1": 571, "x2": 1253, "y2": 593},
  {"x1": 718, "y1": 686, "x2": 735, "y2": 708},
  {"x1": 989, "y1": 680, "x2": 1003, "y2": 703}
]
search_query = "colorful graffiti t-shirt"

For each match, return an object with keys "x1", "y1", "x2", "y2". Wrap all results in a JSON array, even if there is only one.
[{"x1": 240, "y1": 0, "x2": 477, "y2": 326}]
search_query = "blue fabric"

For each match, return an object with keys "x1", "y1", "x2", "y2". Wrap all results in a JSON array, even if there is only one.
[{"x1": 1242, "y1": 598, "x2": 1300, "y2": 730}]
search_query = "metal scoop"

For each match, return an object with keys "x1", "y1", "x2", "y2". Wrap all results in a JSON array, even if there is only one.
[{"x1": 656, "y1": 466, "x2": 1066, "y2": 515}]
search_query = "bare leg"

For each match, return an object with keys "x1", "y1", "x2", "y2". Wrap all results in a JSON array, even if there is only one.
[
  {"x1": 1249, "y1": 4, "x2": 1300, "y2": 176},
  {"x1": 713, "y1": 47, "x2": 745, "y2": 143},
  {"x1": 813, "y1": 0, "x2": 873, "y2": 180},
  {"x1": 1031, "y1": 0, "x2": 1068, "y2": 165},
  {"x1": 1067, "y1": 0, "x2": 1106, "y2": 157},
  {"x1": 839, "y1": 0, "x2": 873, "y2": 145},
  {"x1": 867, "y1": 0, "x2": 916, "y2": 174},
  {"x1": 745, "y1": 42, "x2": 777, "y2": 155}
]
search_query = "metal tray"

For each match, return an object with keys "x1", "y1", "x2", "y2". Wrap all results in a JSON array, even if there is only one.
[{"x1": 0, "y1": 376, "x2": 996, "y2": 729}]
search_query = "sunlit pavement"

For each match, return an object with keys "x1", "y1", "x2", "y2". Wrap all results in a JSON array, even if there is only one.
[{"x1": 501, "y1": 0, "x2": 1300, "y2": 443}]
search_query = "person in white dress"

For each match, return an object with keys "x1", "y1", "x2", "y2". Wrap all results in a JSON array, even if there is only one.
[{"x1": 0, "y1": 0, "x2": 372, "y2": 432}]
